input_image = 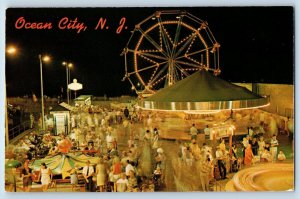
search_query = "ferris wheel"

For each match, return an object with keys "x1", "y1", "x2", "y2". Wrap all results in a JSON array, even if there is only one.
[{"x1": 121, "y1": 10, "x2": 221, "y2": 97}]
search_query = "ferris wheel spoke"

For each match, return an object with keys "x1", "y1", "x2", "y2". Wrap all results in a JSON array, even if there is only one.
[
  {"x1": 174, "y1": 63, "x2": 190, "y2": 77},
  {"x1": 138, "y1": 51, "x2": 168, "y2": 61},
  {"x1": 187, "y1": 47, "x2": 212, "y2": 58},
  {"x1": 175, "y1": 47, "x2": 210, "y2": 60},
  {"x1": 152, "y1": 74, "x2": 167, "y2": 87},
  {"x1": 137, "y1": 54, "x2": 159, "y2": 65},
  {"x1": 137, "y1": 28, "x2": 168, "y2": 57},
  {"x1": 174, "y1": 32, "x2": 197, "y2": 58},
  {"x1": 177, "y1": 33, "x2": 194, "y2": 47},
  {"x1": 127, "y1": 64, "x2": 160, "y2": 76},
  {"x1": 176, "y1": 60, "x2": 201, "y2": 68},
  {"x1": 158, "y1": 20, "x2": 172, "y2": 56},
  {"x1": 171, "y1": 18, "x2": 183, "y2": 57},
  {"x1": 149, "y1": 62, "x2": 169, "y2": 85}
]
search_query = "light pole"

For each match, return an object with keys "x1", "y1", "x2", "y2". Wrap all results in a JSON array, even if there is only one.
[
  {"x1": 62, "y1": 62, "x2": 73, "y2": 104},
  {"x1": 39, "y1": 54, "x2": 50, "y2": 132}
]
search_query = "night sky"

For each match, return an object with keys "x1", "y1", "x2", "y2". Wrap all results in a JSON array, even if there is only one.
[{"x1": 5, "y1": 7, "x2": 294, "y2": 98}]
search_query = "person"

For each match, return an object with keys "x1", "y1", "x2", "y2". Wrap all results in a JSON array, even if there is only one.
[
  {"x1": 219, "y1": 139, "x2": 226, "y2": 151},
  {"x1": 190, "y1": 139, "x2": 201, "y2": 161},
  {"x1": 48, "y1": 143, "x2": 58, "y2": 156},
  {"x1": 204, "y1": 125, "x2": 210, "y2": 139},
  {"x1": 216, "y1": 147, "x2": 227, "y2": 179},
  {"x1": 270, "y1": 135, "x2": 279, "y2": 162},
  {"x1": 83, "y1": 160, "x2": 95, "y2": 192},
  {"x1": 185, "y1": 147, "x2": 194, "y2": 166},
  {"x1": 112, "y1": 138, "x2": 118, "y2": 150},
  {"x1": 37, "y1": 162, "x2": 52, "y2": 192},
  {"x1": 125, "y1": 160, "x2": 135, "y2": 177},
  {"x1": 258, "y1": 136, "x2": 266, "y2": 156},
  {"x1": 69, "y1": 164, "x2": 79, "y2": 191},
  {"x1": 244, "y1": 144, "x2": 254, "y2": 166},
  {"x1": 106, "y1": 131, "x2": 113, "y2": 149},
  {"x1": 30, "y1": 113, "x2": 35, "y2": 129},
  {"x1": 200, "y1": 155, "x2": 213, "y2": 191},
  {"x1": 261, "y1": 148, "x2": 272, "y2": 162},
  {"x1": 155, "y1": 148, "x2": 166, "y2": 179},
  {"x1": 284, "y1": 117, "x2": 290, "y2": 137},
  {"x1": 21, "y1": 163, "x2": 32, "y2": 192},
  {"x1": 248, "y1": 126, "x2": 254, "y2": 137},
  {"x1": 251, "y1": 137, "x2": 259, "y2": 156},
  {"x1": 116, "y1": 173, "x2": 128, "y2": 192},
  {"x1": 96, "y1": 158, "x2": 107, "y2": 192},
  {"x1": 277, "y1": 150, "x2": 286, "y2": 161},
  {"x1": 138, "y1": 130, "x2": 152, "y2": 177},
  {"x1": 190, "y1": 124, "x2": 198, "y2": 140},
  {"x1": 152, "y1": 128, "x2": 159, "y2": 150},
  {"x1": 111, "y1": 156, "x2": 122, "y2": 183},
  {"x1": 127, "y1": 170, "x2": 138, "y2": 191},
  {"x1": 124, "y1": 107, "x2": 130, "y2": 119},
  {"x1": 242, "y1": 137, "x2": 249, "y2": 160}
]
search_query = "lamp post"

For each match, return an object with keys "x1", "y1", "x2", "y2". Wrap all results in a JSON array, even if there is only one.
[
  {"x1": 62, "y1": 62, "x2": 73, "y2": 104},
  {"x1": 39, "y1": 54, "x2": 50, "y2": 132}
]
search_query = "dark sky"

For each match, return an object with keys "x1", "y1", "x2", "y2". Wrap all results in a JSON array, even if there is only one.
[{"x1": 5, "y1": 7, "x2": 294, "y2": 98}]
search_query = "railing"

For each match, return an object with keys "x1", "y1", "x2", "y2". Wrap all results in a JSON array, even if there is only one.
[{"x1": 8, "y1": 120, "x2": 31, "y2": 141}]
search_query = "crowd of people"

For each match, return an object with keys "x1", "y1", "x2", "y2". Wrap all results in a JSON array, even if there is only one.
[
  {"x1": 173, "y1": 120, "x2": 290, "y2": 192},
  {"x1": 6, "y1": 103, "x2": 292, "y2": 192},
  {"x1": 8, "y1": 104, "x2": 166, "y2": 192}
]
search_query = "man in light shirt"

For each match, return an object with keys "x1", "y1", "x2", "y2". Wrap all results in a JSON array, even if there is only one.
[
  {"x1": 82, "y1": 160, "x2": 94, "y2": 192},
  {"x1": 216, "y1": 147, "x2": 227, "y2": 179},
  {"x1": 190, "y1": 124, "x2": 198, "y2": 140},
  {"x1": 204, "y1": 125, "x2": 210, "y2": 139},
  {"x1": 116, "y1": 173, "x2": 128, "y2": 192},
  {"x1": 125, "y1": 160, "x2": 135, "y2": 177}
]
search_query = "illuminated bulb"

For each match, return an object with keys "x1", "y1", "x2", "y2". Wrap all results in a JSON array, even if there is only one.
[
  {"x1": 7, "y1": 46, "x2": 17, "y2": 54},
  {"x1": 42, "y1": 55, "x2": 50, "y2": 62}
]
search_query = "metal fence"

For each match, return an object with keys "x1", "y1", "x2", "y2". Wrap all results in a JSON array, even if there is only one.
[{"x1": 8, "y1": 120, "x2": 31, "y2": 141}]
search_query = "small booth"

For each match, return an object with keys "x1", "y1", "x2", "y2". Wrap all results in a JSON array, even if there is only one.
[
  {"x1": 209, "y1": 123, "x2": 236, "y2": 157},
  {"x1": 74, "y1": 95, "x2": 93, "y2": 106},
  {"x1": 50, "y1": 103, "x2": 73, "y2": 135}
]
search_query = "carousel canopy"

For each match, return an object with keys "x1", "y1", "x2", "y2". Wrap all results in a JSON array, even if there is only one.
[
  {"x1": 30, "y1": 154, "x2": 99, "y2": 179},
  {"x1": 138, "y1": 70, "x2": 270, "y2": 111}
]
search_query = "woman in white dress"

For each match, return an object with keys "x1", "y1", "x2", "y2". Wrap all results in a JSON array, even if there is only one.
[
  {"x1": 69, "y1": 164, "x2": 79, "y2": 191},
  {"x1": 152, "y1": 128, "x2": 159, "y2": 150},
  {"x1": 257, "y1": 136, "x2": 266, "y2": 156},
  {"x1": 37, "y1": 162, "x2": 52, "y2": 192},
  {"x1": 96, "y1": 158, "x2": 107, "y2": 192},
  {"x1": 138, "y1": 130, "x2": 152, "y2": 177}
]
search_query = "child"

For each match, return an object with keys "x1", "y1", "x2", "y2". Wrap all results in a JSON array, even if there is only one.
[{"x1": 277, "y1": 150, "x2": 286, "y2": 161}]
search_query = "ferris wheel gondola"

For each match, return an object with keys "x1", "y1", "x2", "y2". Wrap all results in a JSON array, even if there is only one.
[{"x1": 121, "y1": 10, "x2": 221, "y2": 97}]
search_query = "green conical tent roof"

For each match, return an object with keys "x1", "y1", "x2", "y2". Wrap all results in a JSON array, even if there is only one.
[{"x1": 138, "y1": 70, "x2": 269, "y2": 111}]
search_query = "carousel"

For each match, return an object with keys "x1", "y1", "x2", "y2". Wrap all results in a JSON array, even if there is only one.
[{"x1": 120, "y1": 10, "x2": 286, "y2": 192}]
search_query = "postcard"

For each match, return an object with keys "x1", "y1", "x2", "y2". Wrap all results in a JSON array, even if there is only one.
[{"x1": 4, "y1": 7, "x2": 294, "y2": 192}]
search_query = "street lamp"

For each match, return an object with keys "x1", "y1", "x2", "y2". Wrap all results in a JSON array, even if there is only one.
[
  {"x1": 62, "y1": 62, "x2": 73, "y2": 104},
  {"x1": 6, "y1": 46, "x2": 17, "y2": 55},
  {"x1": 39, "y1": 54, "x2": 50, "y2": 132}
]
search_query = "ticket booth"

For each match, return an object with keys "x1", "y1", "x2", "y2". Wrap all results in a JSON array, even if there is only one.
[{"x1": 50, "y1": 105, "x2": 71, "y2": 136}]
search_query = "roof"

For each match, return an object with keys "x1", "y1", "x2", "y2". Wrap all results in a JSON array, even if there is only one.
[
  {"x1": 50, "y1": 102, "x2": 75, "y2": 112},
  {"x1": 59, "y1": 102, "x2": 76, "y2": 111},
  {"x1": 138, "y1": 70, "x2": 269, "y2": 111},
  {"x1": 74, "y1": 95, "x2": 93, "y2": 101}
]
